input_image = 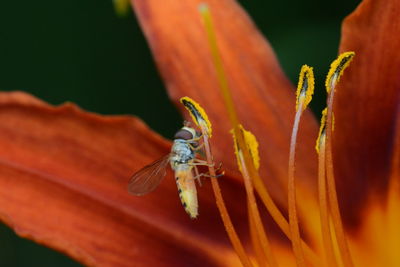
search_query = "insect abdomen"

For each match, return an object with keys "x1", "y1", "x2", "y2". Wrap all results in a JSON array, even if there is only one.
[{"x1": 175, "y1": 169, "x2": 198, "y2": 219}]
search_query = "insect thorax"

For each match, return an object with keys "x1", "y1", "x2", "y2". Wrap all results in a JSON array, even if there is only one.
[{"x1": 170, "y1": 139, "x2": 195, "y2": 169}]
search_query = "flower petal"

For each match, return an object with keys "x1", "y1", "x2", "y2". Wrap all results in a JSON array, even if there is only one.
[
  {"x1": 131, "y1": 0, "x2": 319, "y2": 203},
  {"x1": 0, "y1": 92, "x2": 248, "y2": 266},
  {"x1": 334, "y1": 0, "x2": 400, "y2": 226}
]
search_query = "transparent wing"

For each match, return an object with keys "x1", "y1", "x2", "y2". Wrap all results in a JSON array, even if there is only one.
[{"x1": 128, "y1": 154, "x2": 171, "y2": 196}]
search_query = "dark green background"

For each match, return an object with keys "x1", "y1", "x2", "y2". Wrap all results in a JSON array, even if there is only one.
[{"x1": 0, "y1": 0, "x2": 360, "y2": 266}]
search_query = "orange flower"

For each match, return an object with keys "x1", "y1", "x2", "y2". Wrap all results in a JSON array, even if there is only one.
[{"x1": 0, "y1": 0, "x2": 398, "y2": 266}]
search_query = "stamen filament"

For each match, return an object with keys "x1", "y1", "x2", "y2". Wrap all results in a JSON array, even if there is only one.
[
  {"x1": 248, "y1": 201, "x2": 269, "y2": 266},
  {"x1": 288, "y1": 65, "x2": 315, "y2": 267},
  {"x1": 237, "y1": 146, "x2": 279, "y2": 267},
  {"x1": 317, "y1": 135, "x2": 338, "y2": 267},
  {"x1": 181, "y1": 96, "x2": 254, "y2": 266},
  {"x1": 288, "y1": 95, "x2": 306, "y2": 267},
  {"x1": 252, "y1": 175, "x2": 320, "y2": 266},
  {"x1": 202, "y1": 132, "x2": 254, "y2": 267},
  {"x1": 325, "y1": 92, "x2": 354, "y2": 267},
  {"x1": 324, "y1": 52, "x2": 355, "y2": 267}
]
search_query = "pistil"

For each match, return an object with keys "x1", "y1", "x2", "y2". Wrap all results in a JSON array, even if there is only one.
[{"x1": 200, "y1": 5, "x2": 277, "y2": 266}]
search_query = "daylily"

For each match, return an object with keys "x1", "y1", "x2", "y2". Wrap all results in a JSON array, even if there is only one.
[{"x1": 0, "y1": 0, "x2": 398, "y2": 266}]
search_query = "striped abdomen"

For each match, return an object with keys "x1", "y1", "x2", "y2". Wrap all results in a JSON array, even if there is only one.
[{"x1": 174, "y1": 165, "x2": 198, "y2": 219}]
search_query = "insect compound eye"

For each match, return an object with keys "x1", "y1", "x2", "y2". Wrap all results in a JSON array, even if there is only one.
[{"x1": 174, "y1": 129, "x2": 194, "y2": 140}]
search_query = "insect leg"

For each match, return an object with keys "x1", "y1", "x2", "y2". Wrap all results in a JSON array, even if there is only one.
[
  {"x1": 192, "y1": 158, "x2": 213, "y2": 166},
  {"x1": 192, "y1": 166, "x2": 203, "y2": 186},
  {"x1": 215, "y1": 162, "x2": 223, "y2": 172},
  {"x1": 188, "y1": 142, "x2": 204, "y2": 151},
  {"x1": 193, "y1": 171, "x2": 224, "y2": 179},
  {"x1": 193, "y1": 142, "x2": 205, "y2": 151},
  {"x1": 203, "y1": 172, "x2": 225, "y2": 178}
]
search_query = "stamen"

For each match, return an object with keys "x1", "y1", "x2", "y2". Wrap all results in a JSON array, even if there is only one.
[
  {"x1": 252, "y1": 175, "x2": 321, "y2": 266},
  {"x1": 233, "y1": 128, "x2": 320, "y2": 265},
  {"x1": 316, "y1": 109, "x2": 328, "y2": 154},
  {"x1": 288, "y1": 65, "x2": 315, "y2": 267},
  {"x1": 181, "y1": 97, "x2": 253, "y2": 267},
  {"x1": 206, "y1": 148, "x2": 254, "y2": 267},
  {"x1": 232, "y1": 126, "x2": 321, "y2": 265},
  {"x1": 180, "y1": 97, "x2": 212, "y2": 137},
  {"x1": 296, "y1": 65, "x2": 315, "y2": 112},
  {"x1": 199, "y1": 5, "x2": 327, "y2": 266},
  {"x1": 325, "y1": 52, "x2": 355, "y2": 267},
  {"x1": 235, "y1": 132, "x2": 278, "y2": 267},
  {"x1": 325, "y1": 52, "x2": 355, "y2": 94},
  {"x1": 231, "y1": 125, "x2": 260, "y2": 173},
  {"x1": 316, "y1": 109, "x2": 337, "y2": 267},
  {"x1": 248, "y1": 201, "x2": 269, "y2": 266},
  {"x1": 200, "y1": 5, "x2": 278, "y2": 266},
  {"x1": 207, "y1": 162, "x2": 253, "y2": 266}
]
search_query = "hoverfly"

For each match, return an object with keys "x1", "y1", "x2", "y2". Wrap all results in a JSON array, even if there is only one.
[{"x1": 128, "y1": 123, "x2": 210, "y2": 219}]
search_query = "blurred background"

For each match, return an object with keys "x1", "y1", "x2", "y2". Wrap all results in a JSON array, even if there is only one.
[{"x1": 0, "y1": 0, "x2": 359, "y2": 266}]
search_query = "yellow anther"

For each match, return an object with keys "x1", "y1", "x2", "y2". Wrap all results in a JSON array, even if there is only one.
[
  {"x1": 316, "y1": 108, "x2": 328, "y2": 154},
  {"x1": 296, "y1": 65, "x2": 315, "y2": 111},
  {"x1": 112, "y1": 0, "x2": 131, "y2": 17},
  {"x1": 243, "y1": 128, "x2": 260, "y2": 170},
  {"x1": 231, "y1": 125, "x2": 260, "y2": 172},
  {"x1": 325, "y1": 52, "x2": 355, "y2": 93},
  {"x1": 180, "y1": 97, "x2": 212, "y2": 137}
]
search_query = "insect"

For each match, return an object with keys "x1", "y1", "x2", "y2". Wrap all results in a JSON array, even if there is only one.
[{"x1": 128, "y1": 123, "x2": 211, "y2": 219}]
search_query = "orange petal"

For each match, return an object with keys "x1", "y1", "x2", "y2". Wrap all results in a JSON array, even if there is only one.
[
  {"x1": 334, "y1": 0, "x2": 400, "y2": 227},
  {"x1": 131, "y1": 0, "x2": 319, "y2": 203},
  {"x1": 0, "y1": 91, "x2": 249, "y2": 266},
  {"x1": 348, "y1": 92, "x2": 400, "y2": 267}
]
